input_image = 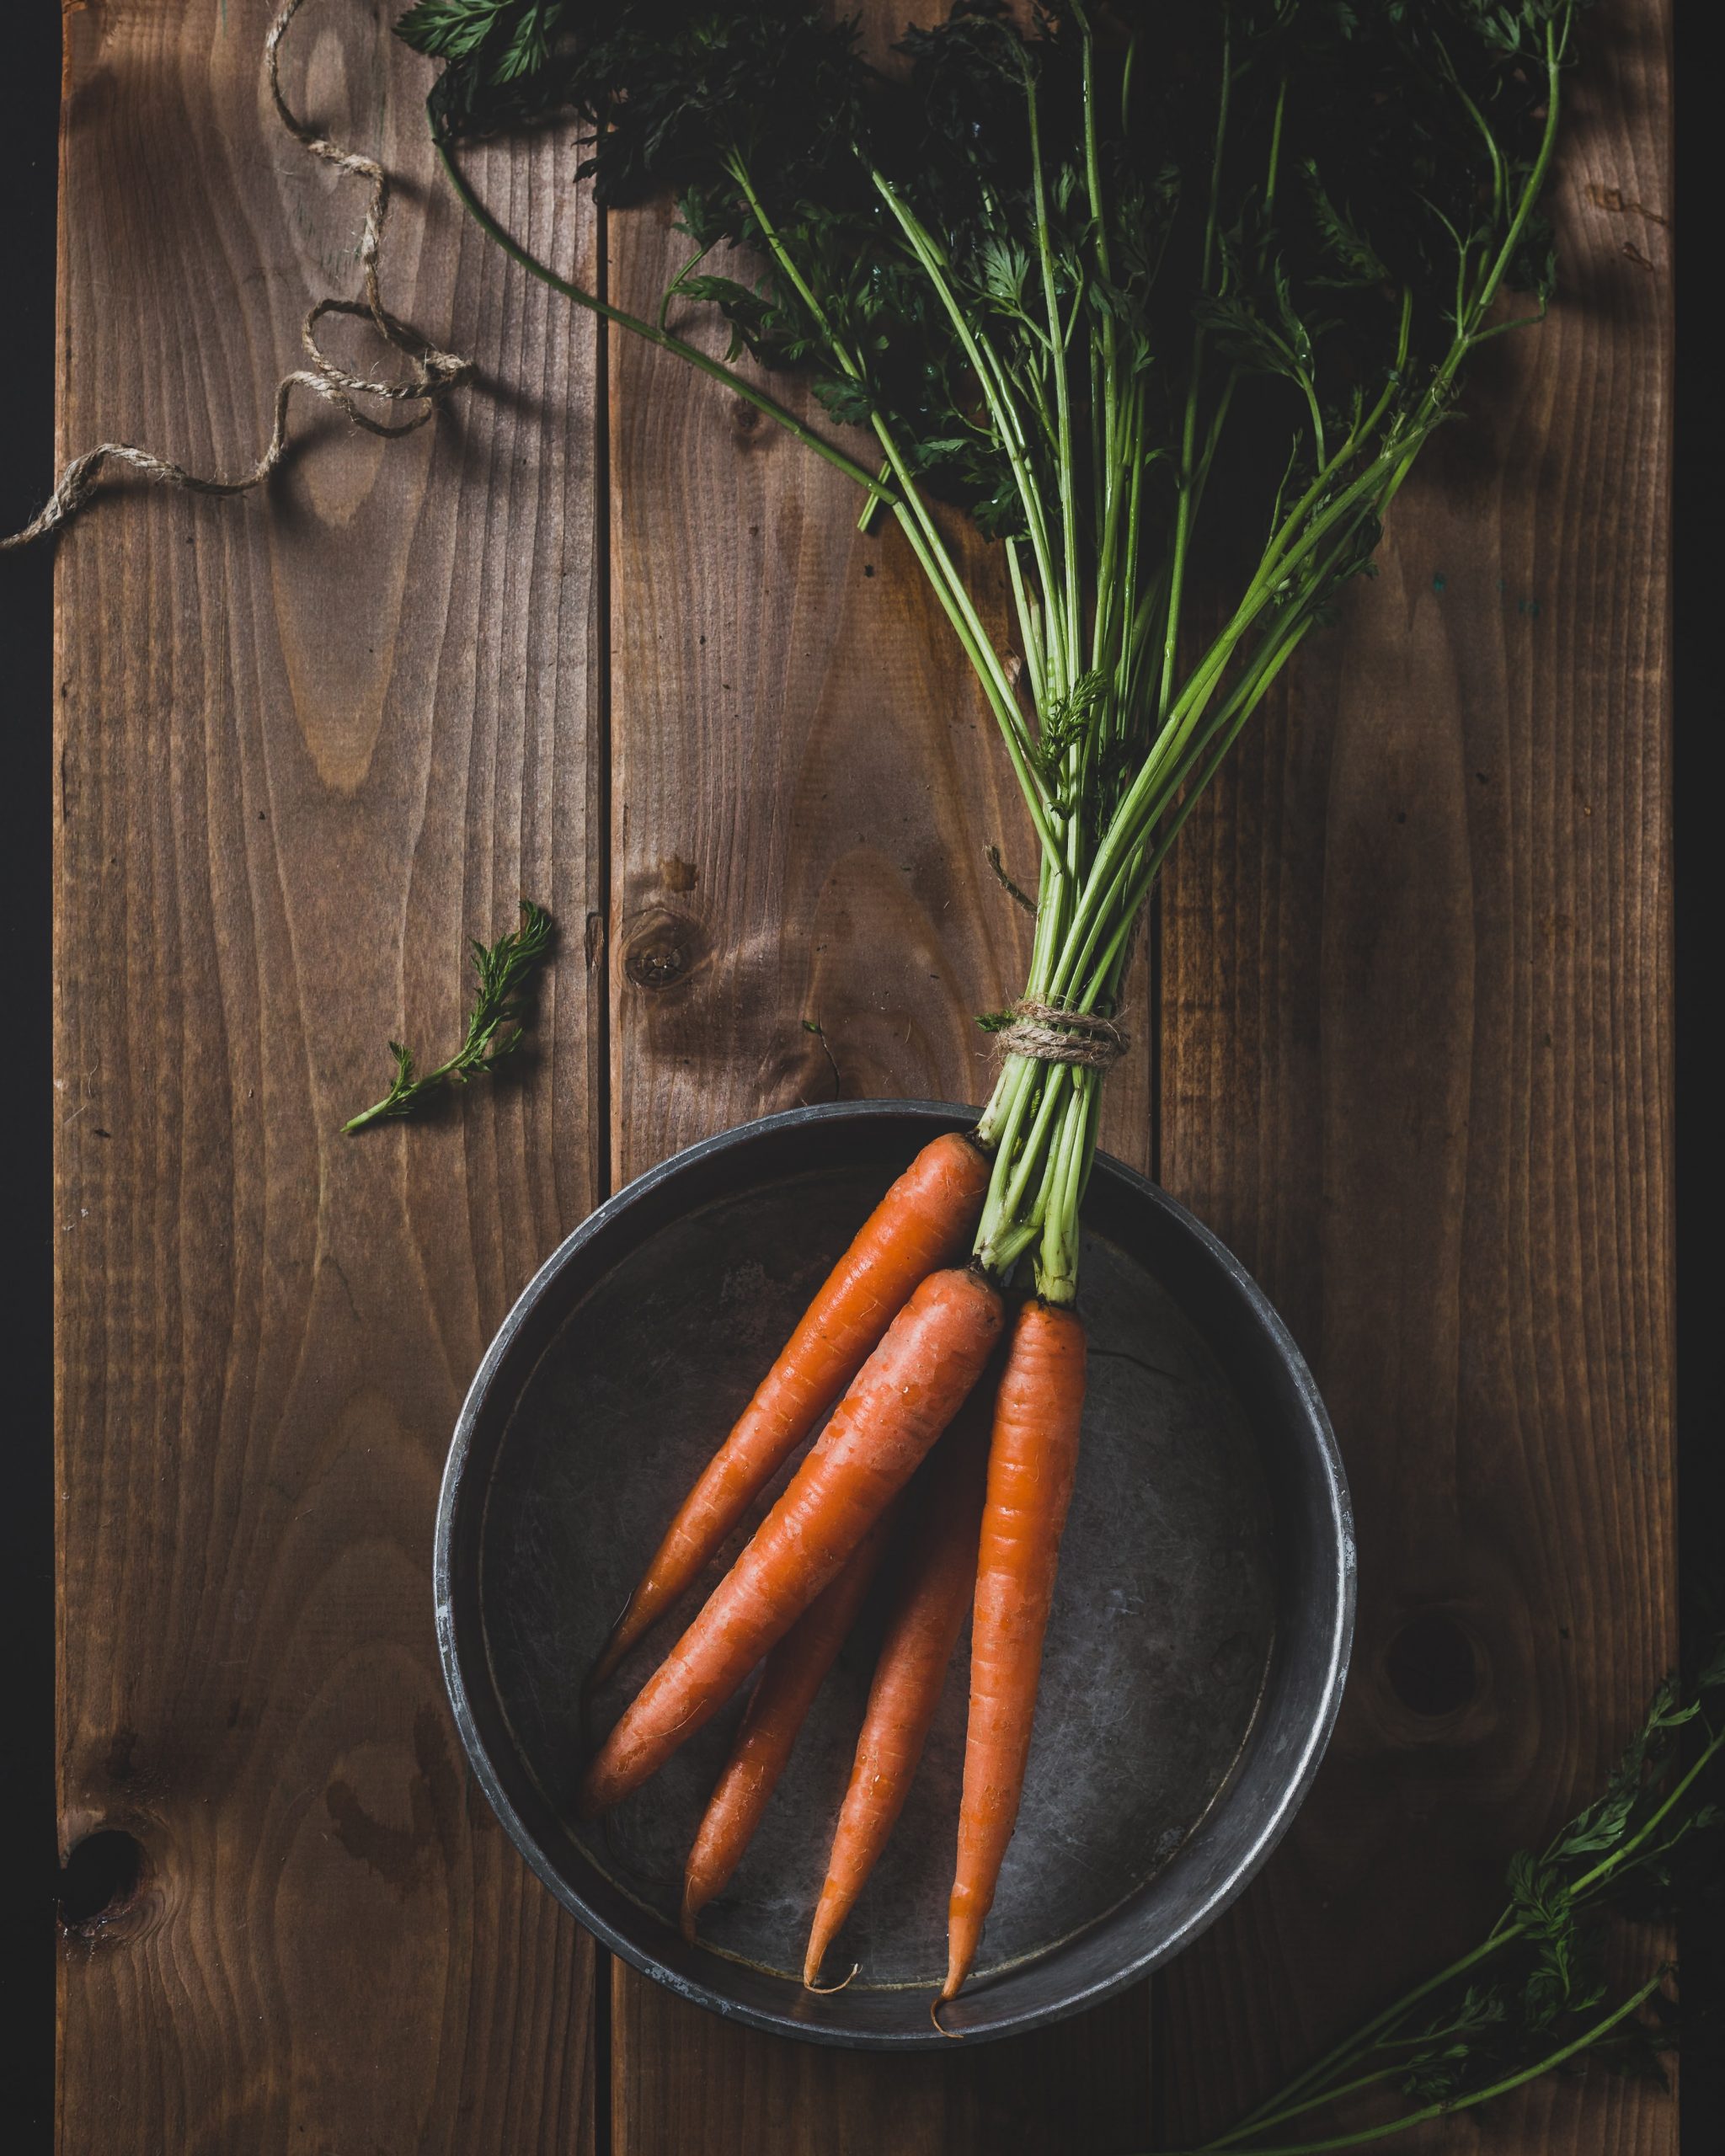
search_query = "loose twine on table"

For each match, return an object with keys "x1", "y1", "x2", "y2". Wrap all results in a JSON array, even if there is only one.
[
  {"x1": 1, "y1": 0, "x2": 473, "y2": 553},
  {"x1": 19, "y1": 11, "x2": 1129, "y2": 1097},
  {"x1": 991, "y1": 1001, "x2": 1130, "y2": 1070}
]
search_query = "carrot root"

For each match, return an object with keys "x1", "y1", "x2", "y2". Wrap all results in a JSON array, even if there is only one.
[
  {"x1": 941, "y1": 1299, "x2": 1087, "y2": 2002},
  {"x1": 579, "y1": 1264, "x2": 1005, "y2": 1817},
  {"x1": 590, "y1": 1133, "x2": 990, "y2": 1686},
  {"x1": 802, "y1": 1394, "x2": 992, "y2": 1990},
  {"x1": 679, "y1": 1511, "x2": 895, "y2": 1935}
]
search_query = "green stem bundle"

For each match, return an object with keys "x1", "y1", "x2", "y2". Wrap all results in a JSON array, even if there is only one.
[{"x1": 405, "y1": 0, "x2": 1580, "y2": 1304}]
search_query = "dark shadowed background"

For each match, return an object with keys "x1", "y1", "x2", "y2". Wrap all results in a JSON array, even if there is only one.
[{"x1": 1, "y1": 5, "x2": 59, "y2": 2142}]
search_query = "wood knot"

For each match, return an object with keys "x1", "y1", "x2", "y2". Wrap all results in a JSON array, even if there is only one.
[
  {"x1": 622, "y1": 909, "x2": 705, "y2": 992},
  {"x1": 1371, "y1": 1607, "x2": 1495, "y2": 1748},
  {"x1": 59, "y1": 1826, "x2": 149, "y2": 1940}
]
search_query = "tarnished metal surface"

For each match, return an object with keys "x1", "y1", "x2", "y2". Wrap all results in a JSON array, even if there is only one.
[{"x1": 437, "y1": 1102, "x2": 1353, "y2": 2047}]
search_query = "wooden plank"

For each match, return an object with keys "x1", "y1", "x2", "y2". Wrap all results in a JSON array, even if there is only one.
[
  {"x1": 1155, "y1": 2, "x2": 1675, "y2": 2145},
  {"x1": 53, "y1": 5, "x2": 1675, "y2": 2154},
  {"x1": 55, "y1": 8, "x2": 602, "y2": 2150},
  {"x1": 602, "y1": 179, "x2": 1154, "y2": 2156}
]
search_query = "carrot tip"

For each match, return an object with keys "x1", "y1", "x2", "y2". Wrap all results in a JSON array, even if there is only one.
[
  {"x1": 588, "y1": 1598, "x2": 639, "y2": 1692},
  {"x1": 930, "y1": 1994, "x2": 962, "y2": 2038},
  {"x1": 804, "y1": 1961, "x2": 859, "y2": 1996}
]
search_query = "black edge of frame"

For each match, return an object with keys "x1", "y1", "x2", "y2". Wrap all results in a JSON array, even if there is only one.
[{"x1": 4, "y1": 8, "x2": 61, "y2": 2149}]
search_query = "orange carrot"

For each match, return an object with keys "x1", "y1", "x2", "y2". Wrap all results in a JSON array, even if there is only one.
[
  {"x1": 579, "y1": 1265, "x2": 1004, "y2": 1817},
  {"x1": 680, "y1": 1508, "x2": 895, "y2": 1942},
  {"x1": 943, "y1": 1299, "x2": 1087, "y2": 2001},
  {"x1": 803, "y1": 1398, "x2": 991, "y2": 1988},
  {"x1": 592, "y1": 1133, "x2": 991, "y2": 1684}
]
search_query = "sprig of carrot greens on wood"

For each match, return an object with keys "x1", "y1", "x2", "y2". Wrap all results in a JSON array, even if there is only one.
[
  {"x1": 398, "y1": 0, "x2": 1589, "y2": 2010},
  {"x1": 343, "y1": 899, "x2": 554, "y2": 1134},
  {"x1": 1170, "y1": 1640, "x2": 1722, "y2": 2152}
]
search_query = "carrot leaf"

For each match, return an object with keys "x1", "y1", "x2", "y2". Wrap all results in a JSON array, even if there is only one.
[{"x1": 343, "y1": 899, "x2": 555, "y2": 1134}]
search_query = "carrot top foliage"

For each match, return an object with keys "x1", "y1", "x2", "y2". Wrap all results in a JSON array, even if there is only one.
[{"x1": 396, "y1": 0, "x2": 1582, "y2": 1302}]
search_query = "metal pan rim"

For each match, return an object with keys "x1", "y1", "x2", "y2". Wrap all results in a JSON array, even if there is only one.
[{"x1": 435, "y1": 1098, "x2": 1355, "y2": 2049}]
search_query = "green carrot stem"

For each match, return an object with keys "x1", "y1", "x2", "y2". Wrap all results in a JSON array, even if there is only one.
[
  {"x1": 435, "y1": 146, "x2": 889, "y2": 504},
  {"x1": 420, "y1": 5, "x2": 1580, "y2": 1305},
  {"x1": 1170, "y1": 1972, "x2": 1668, "y2": 2156}
]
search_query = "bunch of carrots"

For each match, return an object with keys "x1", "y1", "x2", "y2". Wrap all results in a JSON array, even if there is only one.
[
  {"x1": 581, "y1": 1129, "x2": 1081, "y2": 2004},
  {"x1": 398, "y1": 0, "x2": 1583, "y2": 2004}
]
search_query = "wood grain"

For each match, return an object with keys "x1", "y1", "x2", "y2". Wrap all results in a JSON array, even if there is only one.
[
  {"x1": 55, "y1": 7, "x2": 601, "y2": 2150},
  {"x1": 1155, "y1": 2, "x2": 1676, "y2": 2145},
  {"x1": 53, "y1": 2, "x2": 1674, "y2": 2153}
]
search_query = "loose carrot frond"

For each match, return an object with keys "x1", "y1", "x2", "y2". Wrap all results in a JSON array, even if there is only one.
[{"x1": 343, "y1": 899, "x2": 554, "y2": 1134}]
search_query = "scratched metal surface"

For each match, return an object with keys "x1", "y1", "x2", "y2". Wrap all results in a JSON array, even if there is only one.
[{"x1": 478, "y1": 1163, "x2": 1276, "y2": 1990}]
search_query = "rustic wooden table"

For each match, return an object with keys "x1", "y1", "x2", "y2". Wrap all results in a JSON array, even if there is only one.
[{"x1": 53, "y1": 3, "x2": 1674, "y2": 2150}]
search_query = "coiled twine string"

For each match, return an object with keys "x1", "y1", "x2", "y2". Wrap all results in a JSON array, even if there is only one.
[
  {"x1": 991, "y1": 1001, "x2": 1129, "y2": 1070},
  {"x1": 1, "y1": 0, "x2": 473, "y2": 553}
]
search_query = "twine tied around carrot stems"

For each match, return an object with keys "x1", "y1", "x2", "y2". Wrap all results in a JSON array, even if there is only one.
[
  {"x1": 985, "y1": 1001, "x2": 1130, "y2": 1071},
  {"x1": 1, "y1": 0, "x2": 472, "y2": 554}
]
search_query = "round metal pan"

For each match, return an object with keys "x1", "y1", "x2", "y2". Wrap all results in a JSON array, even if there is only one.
[{"x1": 435, "y1": 1099, "x2": 1354, "y2": 2047}]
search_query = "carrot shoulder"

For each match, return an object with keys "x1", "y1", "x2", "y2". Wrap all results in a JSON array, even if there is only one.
[
  {"x1": 680, "y1": 1508, "x2": 895, "y2": 1941},
  {"x1": 803, "y1": 1397, "x2": 991, "y2": 1988},
  {"x1": 943, "y1": 1299, "x2": 1087, "y2": 2002},
  {"x1": 592, "y1": 1132, "x2": 990, "y2": 1683},
  {"x1": 579, "y1": 1264, "x2": 1004, "y2": 1817}
]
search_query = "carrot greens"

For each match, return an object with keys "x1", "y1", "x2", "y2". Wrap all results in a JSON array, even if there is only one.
[
  {"x1": 398, "y1": 0, "x2": 1581, "y2": 1301},
  {"x1": 343, "y1": 898, "x2": 554, "y2": 1133},
  {"x1": 386, "y1": 13, "x2": 1717, "y2": 2091},
  {"x1": 1170, "y1": 1639, "x2": 1723, "y2": 2151}
]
